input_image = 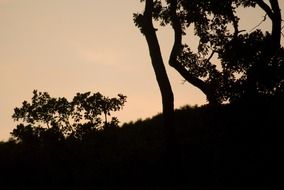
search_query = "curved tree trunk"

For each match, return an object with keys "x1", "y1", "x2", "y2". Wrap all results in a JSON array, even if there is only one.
[
  {"x1": 256, "y1": 0, "x2": 281, "y2": 51},
  {"x1": 168, "y1": 0, "x2": 219, "y2": 105}
]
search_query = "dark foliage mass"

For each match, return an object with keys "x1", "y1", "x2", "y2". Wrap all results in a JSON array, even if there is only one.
[
  {"x1": 0, "y1": 97, "x2": 283, "y2": 189},
  {"x1": 134, "y1": 0, "x2": 284, "y2": 105},
  {"x1": 11, "y1": 90, "x2": 126, "y2": 142}
]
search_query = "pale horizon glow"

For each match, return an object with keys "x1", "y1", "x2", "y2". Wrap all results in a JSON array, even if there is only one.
[{"x1": 1, "y1": 0, "x2": 283, "y2": 141}]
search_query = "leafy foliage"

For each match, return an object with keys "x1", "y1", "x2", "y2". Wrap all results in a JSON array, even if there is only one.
[
  {"x1": 11, "y1": 90, "x2": 126, "y2": 142},
  {"x1": 134, "y1": 0, "x2": 283, "y2": 104}
]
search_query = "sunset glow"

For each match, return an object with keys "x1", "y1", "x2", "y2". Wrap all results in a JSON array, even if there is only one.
[{"x1": 0, "y1": 0, "x2": 283, "y2": 140}]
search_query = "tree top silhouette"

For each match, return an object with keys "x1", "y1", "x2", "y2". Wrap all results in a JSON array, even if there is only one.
[{"x1": 11, "y1": 90, "x2": 127, "y2": 142}]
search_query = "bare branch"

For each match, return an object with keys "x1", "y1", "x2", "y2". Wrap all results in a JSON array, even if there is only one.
[
  {"x1": 249, "y1": 14, "x2": 267, "y2": 32},
  {"x1": 205, "y1": 50, "x2": 216, "y2": 64}
]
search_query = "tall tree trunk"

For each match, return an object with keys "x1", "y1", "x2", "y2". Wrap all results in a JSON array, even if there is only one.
[
  {"x1": 138, "y1": 0, "x2": 175, "y2": 146},
  {"x1": 137, "y1": 2, "x2": 179, "y2": 183}
]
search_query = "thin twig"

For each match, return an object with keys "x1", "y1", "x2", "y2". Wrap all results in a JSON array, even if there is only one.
[{"x1": 249, "y1": 14, "x2": 267, "y2": 32}]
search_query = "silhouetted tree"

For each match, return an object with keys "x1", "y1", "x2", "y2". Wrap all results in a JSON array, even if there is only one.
[
  {"x1": 134, "y1": 0, "x2": 283, "y2": 104},
  {"x1": 11, "y1": 90, "x2": 126, "y2": 142},
  {"x1": 134, "y1": 0, "x2": 175, "y2": 152}
]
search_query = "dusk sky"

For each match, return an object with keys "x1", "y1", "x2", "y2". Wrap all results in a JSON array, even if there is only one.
[{"x1": 1, "y1": 0, "x2": 282, "y2": 141}]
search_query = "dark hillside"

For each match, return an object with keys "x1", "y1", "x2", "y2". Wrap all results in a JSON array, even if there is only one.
[{"x1": 0, "y1": 98, "x2": 283, "y2": 189}]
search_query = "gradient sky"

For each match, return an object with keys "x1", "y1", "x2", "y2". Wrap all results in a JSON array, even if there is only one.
[{"x1": 0, "y1": 0, "x2": 282, "y2": 141}]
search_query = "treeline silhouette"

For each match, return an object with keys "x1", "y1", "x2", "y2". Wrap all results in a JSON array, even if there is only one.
[{"x1": 0, "y1": 95, "x2": 283, "y2": 189}]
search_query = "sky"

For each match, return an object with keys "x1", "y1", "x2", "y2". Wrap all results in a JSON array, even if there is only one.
[{"x1": 0, "y1": 0, "x2": 282, "y2": 141}]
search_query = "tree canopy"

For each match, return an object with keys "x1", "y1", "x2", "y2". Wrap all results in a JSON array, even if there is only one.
[
  {"x1": 11, "y1": 90, "x2": 126, "y2": 142},
  {"x1": 134, "y1": 0, "x2": 283, "y2": 105}
]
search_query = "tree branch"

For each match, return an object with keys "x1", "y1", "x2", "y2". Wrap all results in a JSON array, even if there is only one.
[
  {"x1": 269, "y1": 0, "x2": 282, "y2": 50},
  {"x1": 255, "y1": 0, "x2": 281, "y2": 50},
  {"x1": 249, "y1": 14, "x2": 267, "y2": 32},
  {"x1": 168, "y1": 0, "x2": 218, "y2": 104},
  {"x1": 205, "y1": 50, "x2": 216, "y2": 65},
  {"x1": 255, "y1": 0, "x2": 274, "y2": 20},
  {"x1": 227, "y1": 1, "x2": 240, "y2": 38}
]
